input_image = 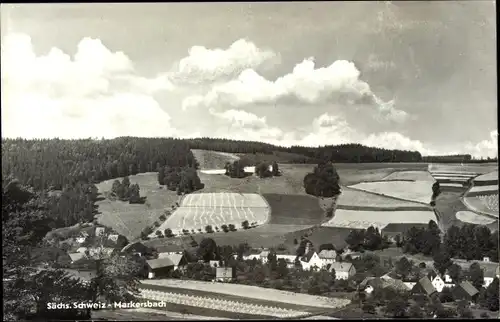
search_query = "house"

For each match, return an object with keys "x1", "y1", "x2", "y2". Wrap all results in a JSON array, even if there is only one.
[
  {"x1": 209, "y1": 260, "x2": 220, "y2": 267},
  {"x1": 157, "y1": 252, "x2": 188, "y2": 271},
  {"x1": 63, "y1": 268, "x2": 97, "y2": 285},
  {"x1": 431, "y1": 275, "x2": 446, "y2": 292},
  {"x1": 327, "y1": 262, "x2": 356, "y2": 280},
  {"x1": 146, "y1": 258, "x2": 176, "y2": 279},
  {"x1": 216, "y1": 266, "x2": 236, "y2": 282},
  {"x1": 95, "y1": 227, "x2": 106, "y2": 237},
  {"x1": 381, "y1": 223, "x2": 429, "y2": 242},
  {"x1": 87, "y1": 247, "x2": 117, "y2": 259},
  {"x1": 359, "y1": 276, "x2": 408, "y2": 295},
  {"x1": 259, "y1": 250, "x2": 270, "y2": 263},
  {"x1": 104, "y1": 234, "x2": 128, "y2": 249},
  {"x1": 68, "y1": 252, "x2": 86, "y2": 264},
  {"x1": 318, "y1": 250, "x2": 337, "y2": 266},
  {"x1": 276, "y1": 255, "x2": 298, "y2": 268},
  {"x1": 452, "y1": 281, "x2": 479, "y2": 302},
  {"x1": 482, "y1": 265, "x2": 499, "y2": 288},
  {"x1": 300, "y1": 251, "x2": 323, "y2": 271},
  {"x1": 411, "y1": 277, "x2": 437, "y2": 297},
  {"x1": 155, "y1": 244, "x2": 185, "y2": 255}
]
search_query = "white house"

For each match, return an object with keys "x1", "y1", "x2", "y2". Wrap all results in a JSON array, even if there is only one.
[
  {"x1": 327, "y1": 262, "x2": 356, "y2": 280},
  {"x1": 300, "y1": 251, "x2": 323, "y2": 271},
  {"x1": 431, "y1": 275, "x2": 446, "y2": 292},
  {"x1": 318, "y1": 250, "x2": 337, "y2": 266}
]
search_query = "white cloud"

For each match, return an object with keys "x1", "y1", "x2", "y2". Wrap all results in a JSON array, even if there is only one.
[
  {"x1": 361, "y1": 132, "x2": 434, "y2": 155},
  {"x1": 170, "y1": 38, "x2": 278, "y2": 85},
  {"x1": 182, "y1": 57, "x2": 408, "y2": 122},
  {"x1": 1, "y1": 33, "x2": 176, "y2": 139},
  {"x1": 464, "y1": 130, "x2": 498, "y2": 159}
]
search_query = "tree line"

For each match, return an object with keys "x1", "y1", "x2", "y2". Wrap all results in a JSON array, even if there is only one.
[{"x1": 157, "y1": 165, "x2": 204, "y2": 195}]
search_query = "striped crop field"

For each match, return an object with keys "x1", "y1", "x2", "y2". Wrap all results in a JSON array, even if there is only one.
[
  {"x1": 153, "y1": 193, "x2": 270, "y2": 236},
  {"x1": 474, "y1": 170, "x2": 498, "y2": 182},
  {"x1": 455, "y1": 210, "x2": 496, "y2": 225},
  {"x1": 382, "y1": 170, "x2": 436, "y2": 182},
  {"x1": 348, "y1": 180, "x2": 433, "y2": 204},
  {"x1": 321, "y1": 209, "x2": 437, "y2": 229},
  {"x1": 334, "y1": 187, "x2": 431, "y2": 210},
  {"x1": 463, "y1": 194, "x2": 499, "y2": 217},
  {"x1": 140, "y1": 279, "x2": 350, "y2": 310}
]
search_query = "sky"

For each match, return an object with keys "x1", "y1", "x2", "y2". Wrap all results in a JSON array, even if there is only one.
[{"x1": 1, "y1": 1, "x2": 497, "y2": 157}]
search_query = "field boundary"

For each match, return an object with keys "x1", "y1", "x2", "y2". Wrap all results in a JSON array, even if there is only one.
[
  {"x1": 345, "y1": 185, "x2": 431, "y2": 207},
  {"x1": 336, "y1": 205, "x2": 432, "y2": 211}
]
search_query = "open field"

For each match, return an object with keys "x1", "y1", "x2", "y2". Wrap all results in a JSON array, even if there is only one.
[
  {"x1": 382, "y1": 170, "x2": 435, "y2": 182},
  {"x1": 468, "y1": 185, "x2": 498, "y2": 195},
  {"x1": 237, "y1": 151, "x2": 319, "y2": 165},
  {"x1": 332, "y1": 187, "x2": 431, "y2": 211},
  {"x1": 455, "y1": 211, "x2": 496, "y2": 225},
  {"x1": 322, "y1": 209, "x2": 437, "y2": 229},
  {"x1": 474, "y1": 170, "x2": 498, "y2": 182},
  {"x1": 439, "y1": 182, "x2": 465, "y2": 188},
  {"x1": 264, "y1": 193, "x2": 326, "y2": 225},
  {"x1": 192, "y1": 149, "x2": 240, "y2": 170},
  {"x1": 141, "y1": 279, "x2": 351, "y2": 309},
  {"x1": 348, "y1": 180, "x2": 432, "y2": 204},
  {"x1": 463, "y1": 194, "x2": 499, "y2": 218},
  {"x1": 95, "y1": 173, "x2": 181, "y2": 240},
  {"x1": 428, "y1": 163, "x2": 498, "y2": 174},
  {"x1": 153, "y1": 193, "x2": 270, "y2": 236}
]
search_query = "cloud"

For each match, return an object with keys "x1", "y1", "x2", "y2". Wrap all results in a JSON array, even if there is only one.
[
  {"x1": 170, "y1": 39, "x2": 278, "y2": 85},
  {"x1": 464, "y1": 130, "x2": 498, "y2": 159},
  {"x1": 361, "y1": 132, "x2": 434, "y2": 155},
  {"x1": 1, "y1": 33, "x2": 176, "y2": 139},
  {"x1": 182, "y1": 57, "x2": 408, "y2": 122}
]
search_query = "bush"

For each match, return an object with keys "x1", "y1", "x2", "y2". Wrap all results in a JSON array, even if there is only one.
[
  {"x1": 198, "y1": 228, "x2": 202, "y2": 232},
  {"x1": 241, "y1": 220, "x2": 250, "y2": 230},
  {"x1": 480, "y1": 312, "x2": 490, "y2": 318},
  {"x1": 215, "y1": 226, "x2": 220, "y2": 231},
  {"x1": 153, "y1": 221, "x2": 160, "y2": 227},
  {"x1": 155, "y1": 231, "x2": 163, "y2": 238},
  {"x1": 228, "y1": 224, "x2": 236, "y2": 232},
  {"x1": 293, "y1": 238, "x2": 298, "y2": 245},
  {"x1": 205, "y1": 225, "x2": 214, "y2": 233},
  {"x1": 159, "y1": 214, "x2": 166, "y2": 221},
  {"x1": 362, "y1": 302, "x2": 376, "y2": 314},
  {"x1": 221, "y1": 225, "x2": 229, "y2": 233},
  {"x1": 164, "y1": 228, "x2": 174, "y2": 237},
  {"x1": 142, "y1": 226, "x2": 153, "y2": 235}
]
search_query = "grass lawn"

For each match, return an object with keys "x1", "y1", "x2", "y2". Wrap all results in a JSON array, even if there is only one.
[
  {"x1": 322, "y1": 209, "x2": 437, "y2": 230},
  {"x1": 455, "y1": 211, "x2": 496, "y2": 225},
  {"x1": 95, "y1": 173, "x2": 181, "y2": 240},
  {"x1": 264, "y1": 193, "x2": 325, "y2": 225},
  {"x1": 191, "y1": 149, "x2": 240, "y2": 170},
  {"x1": 382, "y1": 170, "x2": 436, "y2": 182},
  {"x1": 348, "y1": 181, "x2": 433, "y2": 205},
  {"x1": 334, "y1": 187, "x2": 431, "y2": 210}
]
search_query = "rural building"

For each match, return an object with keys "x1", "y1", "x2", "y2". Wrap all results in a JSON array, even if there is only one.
[
  {"x1": 155, "y1": 244, "x2": 185, "y2": 254},
  {"x1": 276, "y1": 255, "x2": 298, "y2": 268},
  {"x1": 300, "y1": 251, "x2": 323, "y2": 271},
  {"x1": 157, "y1": 253, "x2": 188, "y2": 271},
  {"x1": 381, "y1": 223, "x2": 429, "y2": 242},
  {"x1": 68, "y1": 252, "x2": 86, "y2": 264},
  {"x1": 318, "y1": 250, "x2": 337, "y2": 265},
  {"x1": 411, "y1": 277, "x2": 437, "y2": 297},
  {"x1": 327, "y1": 262, "x2": 356, "y2": 280},
  {"x1": 146, "y1": 258, "x2": 179, "y2": 279},
  {"x1": 63, "y1": 269, "x2": 97, "y2": 285},
  {"x1": 259, "y1": 250, "x2": 270, "y2": 263},
  {"x1": 430, "y1": 275, "x2": 454, "y2": 292},
  {"x1": 452, "y1": 281, "x2": 479, "y2": 302},
  {"x1": 104, "y1": 234, "x2": 128, "y2": 249},
  {"x1": 209, "y1": 260, "x2": 220, "y2": 267},
  {"x1": 359, "y1": 276, "x2": 409, "y2": 295},
  {"x1": 95, "y1": 227, "x2": 106, "y2": 237},
  {"x1": 482, "y1": 266, "x2": 499, "y2": 288},
  {"x1": 86, "y1": 247, "x2": 117, "y2": 259},
  {"x1": 121, "y1": 241, "x2": 152, "y2": 257},
  {"x1": 216, "y1": 266, "x2": 236, "y2": 282}
]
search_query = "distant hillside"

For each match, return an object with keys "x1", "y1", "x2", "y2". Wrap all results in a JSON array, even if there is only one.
[{"x1": 186, "y1": 138, "x2": 422, "y2": 163}]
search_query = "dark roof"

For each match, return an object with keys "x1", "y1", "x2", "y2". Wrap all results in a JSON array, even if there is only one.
[
  {"x1": 458, "y1": 281, "x2": 479, "y2": 297},
  {"x1": 63, "y1": 269, "x2": 97, "y2": 282},
  {"x1": 382, "y1": 223, "x2": 428, "y2": 233},
  {"x1": 146, "y1": 258, "x2": 175, "y2": 269},
  {"x1": 301, "y1": 250, "x2": 316, "y2": 263},
  {"x1": 155, "y1": 244, "x2": 185, "y2": 253},
  {"x1": 414, "y1": 277, "x2": 436, "y2": 296}
]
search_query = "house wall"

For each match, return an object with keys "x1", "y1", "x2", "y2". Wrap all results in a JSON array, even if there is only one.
[
  {"x1": 484, "y1": 277, "x2": 494, "y2": 288},
  {"x1": 432, "y1": 277, "x2": 445, "y2": 292}
]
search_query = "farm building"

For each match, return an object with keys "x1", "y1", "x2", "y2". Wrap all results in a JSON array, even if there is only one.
[
  {"x1": 430, "y1": 275, "x2": 454, "y2": 292},
  {"x1": 482, "y1": 265, "x2": 500, "y2": 288},
  {"x1": 155, "y1": 244, "x2": 185, "y2": 254},
  {"x1": 68, "y1": 252, "x2": 86, "y2": 264},
  {"x1": 411, "y1": 277, "x2": 437, "y2": 297},
  {"x1": 327, "y1": 262, "x2": 356, "y2": 280},
  {"x1": 63, "y1": 268, "x2": 97, "y2": 285},
  {"x1": 146, "y1": 255, "x2": 187, "y2": 279},
  {"x1": 216, "y1": 266, "x2": 236, "y2": 282},
  {"x1": 358, "y1": 276, "x2": 408, "y2": 295},
  {"x1": 208, "y1": 260, "x2": 220, "y2": 267},
  {"x1": 121, "y1": 241, "x2": 153, "y2": 257},
  {"x1": 103, "y1": 234, "x2": 128, "y2": 249},
  {"x1": 95, "y1": 227, "x2": 106, "y2": 237},
  {"x1": 318, "y1": 250, "x2": 337, "y2": 265},
  {"x1": 381, "y1": 223, "x2": 429, "y2": 242},
  {"x1": 157, "y1": 252, "x2": 188, "y2": 271},
  {"x1": 452, "y1": 281, "x2": 479, "y2": 302}
]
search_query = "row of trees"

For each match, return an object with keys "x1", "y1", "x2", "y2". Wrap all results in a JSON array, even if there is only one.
[
  {"x1": 400, "y1": 221, "x2": 499, "y2": 262},
  {"x1": 185, "y1": 138, "x2": 424, "y2": 163},
  {"x1": 345, "y1": 226, "x2": 391, "y2": 252},
  {"x1": 224, "y1": 160, "x2": 247, "y2": 178},
  {"x1": 254, "y1": 161, "x2": 280, "y2": 178}
]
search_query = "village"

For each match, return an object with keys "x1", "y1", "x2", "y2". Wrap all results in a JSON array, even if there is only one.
[{"x1": 35, "y1": 222, "x2": 500, "y2": 318}]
